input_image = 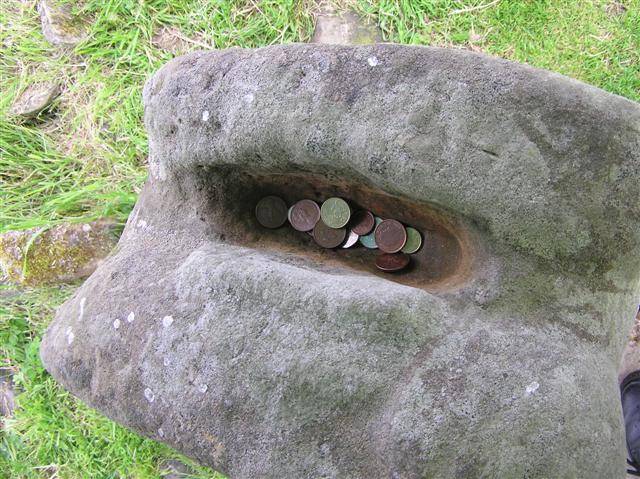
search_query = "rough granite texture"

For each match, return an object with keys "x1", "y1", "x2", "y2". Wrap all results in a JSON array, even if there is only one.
[{"x1": 41, "y1": 44, "x2": 640, "y2": 478}]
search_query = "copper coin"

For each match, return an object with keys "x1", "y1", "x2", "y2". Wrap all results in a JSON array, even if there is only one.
[
  {"x1": 313, "y1": 220, "x2": 346, "y2": 248},
  {"x1": 374, "y1": 219, "x2": 407, "y2": 253},
  {"x1": 359, "y1": 216, "x2": 382, "y2": 249},
  {"x1": 350, "y1": 210, "x2": 375, "y2": 235},
  {"x1": 289, "y1": 199, "x2": 321, "y2": 232},
  {"x1": 375, "y1": 252, "x2": 410, "y2": 272},
  {"x1": 255, "y1": 196, "x2": 288, "y2": 229},
  {"x1": 341, "y1": 230, "x2": 359, "y2": 248}
]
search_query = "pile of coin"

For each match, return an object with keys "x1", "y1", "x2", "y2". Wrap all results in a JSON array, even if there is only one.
[{"x1": 255, "y1": 195, "x2": 423, "y2": 273}]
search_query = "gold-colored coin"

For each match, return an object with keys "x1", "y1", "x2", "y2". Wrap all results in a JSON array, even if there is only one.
[
  {"x1": 320, "y1": 197, "x2": 351, "y2": 229},
  {"x1": 401, "y1": 227, "x2": 422, "y2": 254}
]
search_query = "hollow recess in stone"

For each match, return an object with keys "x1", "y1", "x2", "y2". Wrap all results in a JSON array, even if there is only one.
[{"x1": 199, "y1": 168, "x2": 475, "y2": 291}]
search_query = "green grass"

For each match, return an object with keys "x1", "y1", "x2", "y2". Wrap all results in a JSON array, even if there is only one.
[
  {"x1": 352, "y1": 0, "x2": 639, "y2": 101},
  {"x1": 0, "y1": 0, "x2": 638, "y2": 477}
]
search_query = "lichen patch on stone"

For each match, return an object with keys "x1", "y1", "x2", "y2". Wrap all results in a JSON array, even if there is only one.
[
  {"x1": 162, "y1": 315, "x2": 174, "y2": 327},
  {"x1": 144, "y1": 387, "x2": 155, "y2": 403},
  {"x1": 79, "y1": 297, "x2": 86, "y2": 321},
  {"x1": 525, "y1": 381, "x2": 540, "y2": 396}
]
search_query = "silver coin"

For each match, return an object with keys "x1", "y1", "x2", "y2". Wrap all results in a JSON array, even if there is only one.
[{"x1": 341, "y1": 230, "x2": 359, "y2": 248}]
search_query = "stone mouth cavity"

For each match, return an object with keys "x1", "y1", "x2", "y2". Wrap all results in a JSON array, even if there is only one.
[{"x1": 198, "y1": 167, "x2": 475, "y2": 292}]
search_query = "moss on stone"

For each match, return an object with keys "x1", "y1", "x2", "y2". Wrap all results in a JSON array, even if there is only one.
[{"x1": 0, "y1": 220, "x2": 118, "y2": 286}]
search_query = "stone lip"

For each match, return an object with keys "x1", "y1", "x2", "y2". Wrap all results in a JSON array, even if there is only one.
[{"x1": 41, "y1": 44, "x2": 640, "y2": 477}]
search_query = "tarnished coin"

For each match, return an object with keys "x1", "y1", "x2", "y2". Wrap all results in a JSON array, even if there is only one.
[
  {"x1": 320, "y1": 197, "x2": 351, "y2": 229},
  {"x1": 350, "y1": 209, "x2": 375, "y2": 235},
  {"x1": 375, "y1": 219, "x2": 407, "y2": 253},
  {"x1": 255, "y1": 196, "x2": 288, "y2": 229},
  {"x1": 287, "y1": 205, "x2": 294, "y2": 223},
  {"x1": 401, "y1": 227, "x2": 423, "y2": 254},
  {"x1": 375, "y1": 252, "x2": 410, "y2": 272},
  {"x1": 341, "y1": 230, "x2": 359, "y2": 248},
  {"x1": 313, "y1": 220, "x2": 346, "y2": 248},
  {"x1": 359, "y1": 216, "x2": 382, "y2": 249},
  {"x1": 290, "y1": 199, "x2": 321, "y2": 232}
]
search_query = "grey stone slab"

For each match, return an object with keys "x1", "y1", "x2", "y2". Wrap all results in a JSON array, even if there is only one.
[{"x1": 311, "y1": 5, "x2": 381, "y2": 45}]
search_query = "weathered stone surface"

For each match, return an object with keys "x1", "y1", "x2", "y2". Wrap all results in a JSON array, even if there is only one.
[
  {"x1": 38, "y1": 0, "x2": 88, "y2": 46},
  {"x1": 10, "y1": 82, "x2": 61, "y2": 118},
  {"x1": 0, "y1": 220, "x2": 119, "y2": 285},
  {"x1": 41, "y1": 45, "x2": 640, "y2": 478},
  {"x1": 312, "y1": 4, "x2": 381, "y2": 45}
]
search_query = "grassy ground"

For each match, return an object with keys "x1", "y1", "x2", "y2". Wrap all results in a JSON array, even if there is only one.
[{"x1": 0, "y1": 0, "x2": 638, "y2": 477}]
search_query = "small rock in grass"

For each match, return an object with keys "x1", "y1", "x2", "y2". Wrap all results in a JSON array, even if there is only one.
[
  {"x1": 159, "y1": 458, "x2": 196, "y2": 479},
  {"x1": 311, "y1": 3, "x2": 381, "y2": 45},
  {"x1": 10, "y1": 82, "x2": 61, "y2": 118},
  {"x1": 152, "y1": 26, "x2": 190, "y2": 55},
  {"x1": 0, "y1": 220, "x2": 119, "y2": 286},
  {"x1": 38, "y1": 0, "x2": 89, "y2": 46},
  {"x1": 605, "y1": 1, "x2": 627, "y2": 16},
  {"x1": 0, "y1": 368, "x2": 16, "y2": 419}
]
